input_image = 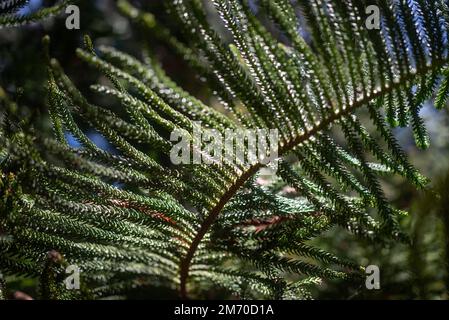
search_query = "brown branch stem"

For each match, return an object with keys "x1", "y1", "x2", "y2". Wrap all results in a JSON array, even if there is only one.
[{"x1": 179, "y1": 58, "x2": 449, "y2": 299}]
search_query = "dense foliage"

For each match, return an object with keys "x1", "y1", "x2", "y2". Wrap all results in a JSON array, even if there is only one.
[{"x1": 1, "y1": 0, "x2": 449, "y2": 300}]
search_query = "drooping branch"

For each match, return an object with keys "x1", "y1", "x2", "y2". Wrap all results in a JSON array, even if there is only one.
[{"x1": 179, "y1": 57, "x2": 449, "y2": 299}]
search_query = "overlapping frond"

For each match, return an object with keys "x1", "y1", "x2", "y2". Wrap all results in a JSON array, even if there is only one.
[{"x1": 2, "y1": 0, "x2": 449, "y2": 299}]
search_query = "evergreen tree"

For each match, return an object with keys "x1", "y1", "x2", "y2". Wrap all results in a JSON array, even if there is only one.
[{"x1": 1, "y1": 0, "x2": 449, "y2": 299}]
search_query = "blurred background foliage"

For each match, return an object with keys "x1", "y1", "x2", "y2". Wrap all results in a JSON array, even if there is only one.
[{"x1": 1, "y1": 0, "x2": 449, "y2": 300}]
